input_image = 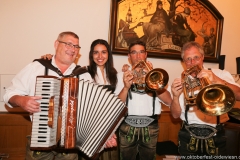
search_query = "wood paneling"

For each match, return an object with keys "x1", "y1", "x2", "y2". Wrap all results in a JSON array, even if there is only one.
[
  {"x1": 158, "y1": 108, "x2": 182, "y2": 145},
  {"x1": 0, "y1": 113, "x2": 31, "y2": 160},
  {"x1": 0, "y1": 111, "x2": 181, "y2": 160}
]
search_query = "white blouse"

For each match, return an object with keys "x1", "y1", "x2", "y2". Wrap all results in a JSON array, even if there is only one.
[{"x1": 94, "y1": 66, "x2": 110, "y2": 85}]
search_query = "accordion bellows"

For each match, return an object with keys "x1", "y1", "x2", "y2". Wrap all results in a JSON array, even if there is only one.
[{"x1": 30, "y1": 76, "x2": 127, "y2": 158}]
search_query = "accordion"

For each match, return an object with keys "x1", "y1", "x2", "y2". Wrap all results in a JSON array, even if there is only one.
[{"x1": 30, "y1": 76, "x2": 127, "y2": 158}]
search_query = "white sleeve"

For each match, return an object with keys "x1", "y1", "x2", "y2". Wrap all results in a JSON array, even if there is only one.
[
  {"x1": 79, "y1": 72, "x2": 93, "y2": 82},
  {"x1": 3, "y1": 62, "x2": 44, "y2": 107},
  {"x1": 212, "y1": 68, "x2": 240, "y2": 87},
  {"x1": 114, "y1": 72, "x2": 124, "y2": 95}
]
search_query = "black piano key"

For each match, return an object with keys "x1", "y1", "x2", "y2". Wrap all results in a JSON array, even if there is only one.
[
  {"x1": 39, "y1": 127, "x2": 47, "y2": 130},
  {"x1": 41, "y1": 102, "x2": 49, "y2": 104},
  {"x1": 38, "y1": 131, "x2": 47, "y2": 133},
  {"x1": 38, "y1": 136, "x2": 47, "y2": 138},
  {"x1": 42, "y1": 85, "x2": 51, "y2": 87},
  {"x1": 41, "y1": 94, "x2": 51, "y2": 96},
  {"x1": 40, "y1": 115, "x2": 48, "y2": 117},
  {"x1": 42, "y1": 82, "x2": 51, "y2": 84},
  {"x1": 39, "y1": 118, "x2": 48, "y2": 121},
  {"x1": 40, "y1": 107, "x2": 49, "y2": 109},
  {"x1": 42, "y1": 97, "x2": 50, "y2": 99}
]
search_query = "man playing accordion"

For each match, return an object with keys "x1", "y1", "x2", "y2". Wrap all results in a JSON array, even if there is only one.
[{"x1": 3, "y1": 32, "x2": 118, "y2": 160}]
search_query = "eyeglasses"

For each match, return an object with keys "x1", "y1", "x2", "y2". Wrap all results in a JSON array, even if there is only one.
[
  {"x1": 130, "y1": 50, "x2": 146, "y2": 55},
  {"x1": 58, "y1": 41, "x2": 81, "y2": 50},
  {"x1": 184, "y1": 56, "x2": 202, "y2": 64}
]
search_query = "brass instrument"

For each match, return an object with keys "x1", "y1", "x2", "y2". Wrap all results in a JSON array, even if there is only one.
[
  {"x1": 182, "y1": 65, "x2": 236, "y2": 116},
  {"x1": 131, "y1": 60, "x2": 169, "y2": 91}
]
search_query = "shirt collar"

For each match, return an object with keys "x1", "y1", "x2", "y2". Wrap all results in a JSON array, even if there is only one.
[{"x1": 51, "y1": 55, "x2": 76, "y2": 75}]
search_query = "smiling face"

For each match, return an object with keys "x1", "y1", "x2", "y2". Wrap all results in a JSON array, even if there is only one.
[
  {"x1": 92, "y1": 44, "x2": 108, "y2": 69},
  {"x1": 54, "y1": 34, "x2": 80, "y2": 66}
]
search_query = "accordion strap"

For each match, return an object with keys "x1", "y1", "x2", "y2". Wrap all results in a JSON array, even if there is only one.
[
  {"x1": 33, "y1": 59, "x2": 88, "y2": 77},
  {"x1": 70, "y1": 66, "x2": 88, "y2": 77}
]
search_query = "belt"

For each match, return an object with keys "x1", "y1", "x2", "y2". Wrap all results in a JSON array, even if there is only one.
[
  {"x1": 125, "y1": 115, "x2": 158, "y2": 127},
  {"x1": 182, "y1": 122, "x2": 223, "y2": 155},
  {"x1": 182, "y1": 122, "x2": 223, "y2": 139}
]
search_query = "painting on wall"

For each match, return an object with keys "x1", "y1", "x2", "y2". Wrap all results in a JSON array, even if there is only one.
[{"x1": 109, "y1": 0, "x2": 224, "y2": 62}]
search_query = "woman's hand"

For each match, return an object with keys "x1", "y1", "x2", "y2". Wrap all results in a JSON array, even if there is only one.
[
  {"x1": 41, "y1": 54, "x2": 53, "y2": 60},
  {"x1": 104, "y1": 134, "x2": 117, "y2": 148},
  {"x1": 122, "y1": 64, "x2": 130, "y2": 72}
]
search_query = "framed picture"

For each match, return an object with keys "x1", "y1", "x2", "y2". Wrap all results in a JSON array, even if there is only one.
[{"x1": 109, "y1": 0, "x2": 224, "y2": 62}]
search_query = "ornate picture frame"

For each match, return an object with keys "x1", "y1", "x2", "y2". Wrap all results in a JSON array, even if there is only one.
[{"x1": 109, "y1": 0, "x2": 224, "y2": 62}]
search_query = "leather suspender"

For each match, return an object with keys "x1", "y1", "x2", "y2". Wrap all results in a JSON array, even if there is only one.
[{"x1": 33, "y1": 59, "x2": 88, "y2": 77}]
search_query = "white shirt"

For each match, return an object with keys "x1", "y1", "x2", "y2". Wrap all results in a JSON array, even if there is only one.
[
  {"x1": 3, "y1": 56, "x2": 92, "y2": 107},
  {"x1": 174, "y1": 67, "x2": 240, "y2": 127},
  {"x1": 94, "y1": 66, "x2": 110, "y2": 85},
  {"x1": 115, "y1": 71, "x2": 162, "y2": 116}
]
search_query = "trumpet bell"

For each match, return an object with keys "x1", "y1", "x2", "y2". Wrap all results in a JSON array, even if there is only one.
[
  {"x1": 196, "y1": 84, "x2": 236, "y2": 116},
  {"x1": 145, "y1": 68, "x2": 169, "y2": 91}
]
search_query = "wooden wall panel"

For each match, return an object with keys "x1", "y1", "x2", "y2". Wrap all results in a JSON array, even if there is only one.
[
  {"x1": 0, "y1": 111, "x2": 181, "y2": 160},
  {"x1": 0, "y1": 113, "x2": 31, "y2": 160},
  {"x1": 157, "y1": 111, "x2": 182, "y2": 145}
]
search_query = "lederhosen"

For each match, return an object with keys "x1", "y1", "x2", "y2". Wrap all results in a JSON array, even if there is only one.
[
  {"x1": 182, "y1": 106, "x2": 225, "y2": 155},
  {"x1": 181, "y1": 68, "x2": 225, "y2": 156}
]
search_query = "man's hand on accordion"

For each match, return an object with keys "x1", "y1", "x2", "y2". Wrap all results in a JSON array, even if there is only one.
[
  {"x1": 104, "y1": 134, "x2": 117, "y2": 148},
  {"x1": 9, "y1": 95, "x2": 42, "y2": 113}
]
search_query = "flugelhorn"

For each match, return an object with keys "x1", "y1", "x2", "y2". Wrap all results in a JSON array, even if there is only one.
[
  {"x1": 182, "y1": 65, "x2": 235, "y2": 116},
  {"x1": 131, "y1": 60, "x2": 169, "y2": 91}
]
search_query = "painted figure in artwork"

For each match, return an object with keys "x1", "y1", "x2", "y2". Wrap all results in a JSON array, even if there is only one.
[
  {"x1": 142, "y1": 0, "x2": 171, "y2": 49},
  {"x1": 172, "y1": 7, "x2": 197, "y2": 46}
]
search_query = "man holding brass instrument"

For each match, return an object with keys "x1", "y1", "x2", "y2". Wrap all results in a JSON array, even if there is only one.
[
  {"x1": 115, "y1": 40, "x2": 172, "y2": 160},
  {"x1": 171, "y1": 41, "x2": 240, "y2": 156}
]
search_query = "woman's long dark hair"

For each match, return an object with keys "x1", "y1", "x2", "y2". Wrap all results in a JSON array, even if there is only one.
[{"x1": 88, "y1": 39, "x2": 118, "y2": 89}]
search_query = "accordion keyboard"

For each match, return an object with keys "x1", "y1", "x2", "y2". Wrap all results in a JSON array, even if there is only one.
[{"x1": 30, "y1": 76, "x2": 60, "y2": 148}]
